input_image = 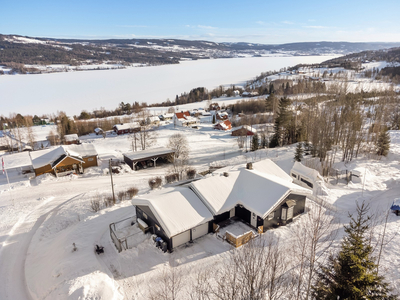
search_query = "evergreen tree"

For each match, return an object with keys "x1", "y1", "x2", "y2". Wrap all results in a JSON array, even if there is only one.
[
  {"x1": 376, "y1": 129, "x2": 390, "y2": 156},
  {"x1": 251, "y1": 133, "x2": 259, "y2": 151},
  {"x1": 312, "y1": 202, "x2": 397, "y2": 300},
  {"x1": 294, "y1": 142, "x2": 303, "y2": 162},
  {"x1": 269, "y1": 97, "x2": 292, "y2": 148},
  {"x1": 260, "y1": 132, "x2": 267, "y2": 148},
  {"x1": 212, "y1": 114, "x2": 216, "y2": 124}
]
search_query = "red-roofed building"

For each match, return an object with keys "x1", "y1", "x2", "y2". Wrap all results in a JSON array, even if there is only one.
[
  {"x1": 173, "y1": 111, "x2": 198, "y2": 127},
  {"x1": 214, "y1": 120, "x2": 232, "y2": 131}
]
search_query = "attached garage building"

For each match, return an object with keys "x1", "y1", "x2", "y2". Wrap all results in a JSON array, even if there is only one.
[{"x1": 132, "y1": 187, "x2": 213, "y2": 251}]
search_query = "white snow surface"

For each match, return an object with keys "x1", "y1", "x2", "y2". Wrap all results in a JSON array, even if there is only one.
[{"x1": 1, "y1": 56, "x2": 336, "y2": 116}]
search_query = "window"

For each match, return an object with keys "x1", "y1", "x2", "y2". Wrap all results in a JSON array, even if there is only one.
[
  {"x1": 291, "y1": 173, "x2": 297, "y2": 179},
  {"x1": 281, "y1": 208, "x2": 287, "y2": 221},
  {"x1": 300, "y1": 177, "x2": 313, "y2": 188},
  {"x1": 267, "y1": 211, "x2": 274, "y2": 220},
  {"x1": 88, "y1": 158, "x2": 94, "y2": 161},
  {"x1": 143, "y1": 212, "x2": 148, "y2": 219}
]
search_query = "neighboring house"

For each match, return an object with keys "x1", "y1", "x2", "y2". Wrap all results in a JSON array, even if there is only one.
[
  {"x1": 64, "y1": 134, "x2": 80, "y2": 145},
  {"x1": 94, "y1": 128, "x2": 104, "y2": 135},
  {"x1": 113, "y1": 122, "x2": 141, "y2": 135},
  {"x1": 231, "y1": 125, "x2": 257, "y2": 136},
  {"x1": 1, "y1": 151, "x2": 34, "y2": 175},
  {"x1": 214, "y1": 120, "x2": 232, "y2": 131},
  {"x1": 173, "y1": 111, "x2": 198, "y2": 127},
  {"x1": 159, "y1": 113, "x2": 174, "y2": 121},
  {"x1": 290, "y1": 161, "x2": 324, "y2": 190},
  {"x1": 216, "y1": 112, "x2": 229, "y2": 120},
  {"x1": 146, "y1": 116, "x2": 160, "y2": 125},
  {"x1": 131, "y1": 159, "x2": 311, "y2": 251},
  {"x1": 30, "y1": 144, "x2": 98, "y2": 177}
]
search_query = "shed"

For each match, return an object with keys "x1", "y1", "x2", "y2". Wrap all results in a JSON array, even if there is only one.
[{"x1": 123, "y1": 147, "x2": 175, "y2": 170}]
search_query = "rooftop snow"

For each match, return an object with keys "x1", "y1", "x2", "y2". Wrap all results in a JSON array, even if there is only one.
[
  {"x1": 131, "y1": 187, "x2": 213, "y2": 237},
  {"x1": 113, "y1": 122, "x2": 140, "y2": 131},
  {"x1": 123, "y1": 147, "x2": 174, "y2": 161},
  {"x1": 190, "y1": 163, "x2": 311, "y2": 218},
  {"x1": 1, "y1": 152, "x2": 32, "y2": 169},
  {"x1": 64, "y1": 134, "x2": 79, "y2": 141}
]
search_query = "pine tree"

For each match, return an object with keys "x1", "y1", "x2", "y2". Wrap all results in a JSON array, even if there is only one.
[
  {"x1": 269, "y1": 97, "x2": 292, "y2": 148},
  {"x1": 294, "y1": 142, "x2": 303, "y2": 162},
  {"x1": 376, "y1": 129, "x2": 390, "y2": 156},
  {"x1": 312, "y1": 202, "x2": 397, "y2": 300},
  {"x1": 212, "y1": 114, "x2": 216, "y2": 124},
  {"x1": 251, "y1": 133, "x2": 259, "y2": 151}
]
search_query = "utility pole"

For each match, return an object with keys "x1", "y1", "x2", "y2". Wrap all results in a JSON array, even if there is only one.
[{"x1": 109, "y1": 159, "x2": 116, "y2": 204}]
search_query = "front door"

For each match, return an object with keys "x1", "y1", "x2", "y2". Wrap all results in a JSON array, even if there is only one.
[{"x1": 251, "y1": 212, "x2": 257, "y2": 228}]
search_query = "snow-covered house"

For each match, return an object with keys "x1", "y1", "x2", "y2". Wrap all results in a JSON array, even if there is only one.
[
  {"x1": 216, "y1": 112, "x2": 229, "y2": 120},
  {"x1": 64, "y1": 134, "x2": 80, "y2": 145},
  {"x1": 159, "y1": 113, "x2": 174, "y2": 121},
  {"x1": 231, "y1": 125, "x2": 257, "y2": 136},
  {"x1": 94, "y1": 128, "x2": 104, "y2": 135},
  {"x1": 113, "y1": 122, "x2": 141, "y2": 135},
  {"x1": 173, "y1": 111, "x2": 198, "y2": 127},
  {"x1": 214, "y1": 120, "x2": 232, "y2": 131},
  {"x1": 131, "y1": 159, "x2": 311, "y2": 251},
  {"x1": 30, "y1": 144, "x2": 98, "y2": 177},
  {"x1": 146, "y1": 116, "x2": 160, "y2": 125}
]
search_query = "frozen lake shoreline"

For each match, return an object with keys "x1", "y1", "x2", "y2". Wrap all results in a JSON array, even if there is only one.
[{"x1": 1, "y1": 55, "x2": 337, "y2": 116}]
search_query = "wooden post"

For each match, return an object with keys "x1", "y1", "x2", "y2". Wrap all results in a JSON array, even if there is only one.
[{"x1": 109, "y1": 159, "x2": 116, "y2": 205}]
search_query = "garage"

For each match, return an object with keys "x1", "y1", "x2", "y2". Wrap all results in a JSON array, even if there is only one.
[
  {"x1": 191, "y1": 222, "x2": 209, "y2": 240},
  {"x1": 172, "y1": 230, "x2": 191, "y2": 248}
]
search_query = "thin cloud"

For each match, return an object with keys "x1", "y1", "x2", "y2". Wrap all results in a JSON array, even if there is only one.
[
  {"x1": 303, "y1": 25, "x2": 329, "y2": 29},
  {"x1": 116, "y1": 25, "x2": 150, "y2": 28},
  {"x1": 282, "y1": 21, "x2": 294, "y2": 25}
]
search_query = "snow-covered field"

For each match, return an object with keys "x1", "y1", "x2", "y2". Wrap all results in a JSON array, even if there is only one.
[
  {"x1": 1, "y1": 55, "x2": 337, "y2": 116},
  {"x1": 1, "y1": 122, "x2": 400, "y2": 299}
]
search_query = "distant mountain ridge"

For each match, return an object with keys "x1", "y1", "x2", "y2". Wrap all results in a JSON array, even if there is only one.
[{"x1": 1, "y1": 34, "x2": 400, "y2": 74}]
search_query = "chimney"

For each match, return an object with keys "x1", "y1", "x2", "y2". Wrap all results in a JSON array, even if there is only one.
[
  {"x1": 246, "y1": 162, "x2": 253, "y2": 170},
  {"x1": 223, "y1": 172, "x2": 229, "y2": 177}
]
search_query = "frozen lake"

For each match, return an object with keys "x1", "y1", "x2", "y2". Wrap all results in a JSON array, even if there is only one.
[{"x1": 1, "y1": 55, "x2": 337, "y2": 116}]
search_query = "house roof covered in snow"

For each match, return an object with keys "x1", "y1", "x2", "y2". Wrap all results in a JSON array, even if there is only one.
[
  {"x1": 131, "y1": 187, "x2": 213, "y2": 237},
  {"x1": 190, "y1": 162, "x2": 311, "y2": 218},
  {"x1": 113, "y1": 122, "x2": 140, "y2": 131},
  {"x1": 30, "y1": 144, "x2": 97, "y2": 169},
  {"x1": 123, "y1": 147, "x2": 174, "y2": 162},
  {"x1": 64, "y1": 134, "x2": 79, "y2": 141},
  {"x1": 291, "y1": 161, "x2": 323, "y2": 181}
]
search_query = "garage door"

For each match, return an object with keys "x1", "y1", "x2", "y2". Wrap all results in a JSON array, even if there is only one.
[
  {"x1": 172, "y1": 230, "x2": 190, "y2": 248},
  {"x1": 191, "y1": 223, "x2": 209, "y2": 240}
]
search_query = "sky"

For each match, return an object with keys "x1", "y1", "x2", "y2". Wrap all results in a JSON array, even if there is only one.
[{"x1": 1, "y1": 0, "x2": 400, "y2": 44}]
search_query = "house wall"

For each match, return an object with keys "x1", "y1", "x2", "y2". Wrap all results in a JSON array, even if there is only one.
[
  {"x1": 82, "y1": 156, "x2": 98, "y2": 168},
  {"x1": 263, "y1": 193, "x2": 306, "y2": 230},
  {"x1": 34, "y1": 164, "x2": 54, "y2": 176},
  {"x1": 136, "y1": 206, "x2": 172, "y2": 250}
]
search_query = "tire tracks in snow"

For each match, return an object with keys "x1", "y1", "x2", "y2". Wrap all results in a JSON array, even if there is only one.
[{"x1": 0, "y1": 193, "x2": 85, "y2": 300}]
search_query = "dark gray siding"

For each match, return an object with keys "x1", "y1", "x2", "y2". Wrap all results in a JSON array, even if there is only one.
[{"x1": 263, "y1": 193, "x2": 307, "y2": 230}]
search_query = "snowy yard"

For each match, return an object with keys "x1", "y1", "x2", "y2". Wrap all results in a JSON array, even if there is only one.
[{"x1": 1, "y1": 128, "x2": 400, "y2": 299}]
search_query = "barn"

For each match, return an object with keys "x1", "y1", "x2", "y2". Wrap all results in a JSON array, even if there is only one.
[
  {"x1": 123, "y1": 147, "x2": 175, "y2": 170},
  {"x1": 64, "y1": 134, "x2": 80, "y2": 145}
]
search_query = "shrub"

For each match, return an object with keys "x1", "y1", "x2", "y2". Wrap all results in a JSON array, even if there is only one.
[
  {"x1": 186, "y1": 168, "x2": 197, "y2": 179},
  {"x1": 126, "y1": 187, "x2": 139, "y2": 198},
  {"x1": 90, "y1": 199, "x2": 101, "y2": 212},
  {"x1": 104, "y1": 196, "x2": 115, "y2": 207},
  {"x1": 149, "y1": 176, "x2": 162, "y2": 189},
  {"x1": 118, "y1": 191, "x2": 126, "y2": 201},
  {"x1": 165, "y1": 173, "x2": 179, "y2": 183}
]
